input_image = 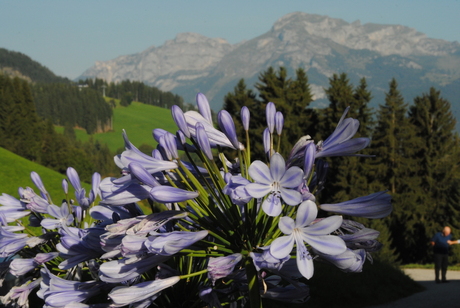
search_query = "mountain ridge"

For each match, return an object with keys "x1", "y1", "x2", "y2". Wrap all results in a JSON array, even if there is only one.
[{"x1": 77, "y1": 12, "x2": 460, "y2": 113}]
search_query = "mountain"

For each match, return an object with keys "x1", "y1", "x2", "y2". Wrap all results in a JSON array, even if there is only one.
[
  {"x1": 0, "y1": 48, "x2": 71, "y2": 84},
  {"x1": 77, "y1": 12, "x2": 460, "y2": 115}
]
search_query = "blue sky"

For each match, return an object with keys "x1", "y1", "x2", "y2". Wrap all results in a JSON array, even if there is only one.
[{"x1": 1, "y1": 0, "x2": 459, "y2": 79}]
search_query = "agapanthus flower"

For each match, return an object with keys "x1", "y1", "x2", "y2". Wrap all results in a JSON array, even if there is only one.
[
  {"x1": 270, "y1": 200, "x2": 346, "y2": 279},
  {"x1": 245, "y1": 153, "x2": 303, "y2": 216},
  {"x1": 207, "y1": 253, "x2": 243, "y2": 285},
  {"x1": 1, "y1": 278, "x2": 42, "y2": 308},
  {"x1": 0, "y1": 227, "x2": 29, "y2": 257},
  {"x1": 40, "y1": 202, "x2": 74, "y2": 229},
  {"x1": 320, "y1": 191, "x2": 392, "y2": 219},
  {"x1": 9, "y1": 252, "x2": 58, "y2": 276},
  {"x1": 109, "y1": 276, "x2": 180, "y2": 307},
  {"x1": 37, "y1": 267, "x2": 104, "y2": 307},
  {"x1": 315, "y1": 107, "x2": 371, "y2": 158},
  {"x1": 313, "y1": 248, "x2": 367, "y2": 273}
]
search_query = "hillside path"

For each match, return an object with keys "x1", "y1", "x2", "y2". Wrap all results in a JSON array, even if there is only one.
[{"x1": 368, "y1": 268, "x2": 460, "y2": 308}]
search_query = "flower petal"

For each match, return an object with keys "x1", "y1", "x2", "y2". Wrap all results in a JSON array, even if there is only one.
[
  {"x1": 262, "y1": 195, "x2": 282, "y2": 217},
  {"x1": 245, "y1": 183, "x2": 271, "y2": 198},
  {"x1": 278, "y1": 216, "x2": 295, "y2": 235},
  {"x1": 279, "y1": 188, "x2": 302, "y2": 206},
  {"x1": 302, "y1": 234, "x2": 346, "y2": 256},
  {"x1": 306, "y1": 216, "x2": 343, "y2": 235},
  {"x1": 269, "y1": 153, "x2": 286, "y2": 182},
  {"x1": 270, "y1": 235, "x2": 295, "y2": 259},
  {"x1": 248, "y1": 160, "x2": 272, "y2": 184},
  {"x1": 280, "y1": 166, "x2": 303, "y2": 189},
  {"x1": 295, "y1": 200, "x2": 318, "y2": 228},
  {"x1": 296, "y1": 240, "x2": 314, "y2": 279}
]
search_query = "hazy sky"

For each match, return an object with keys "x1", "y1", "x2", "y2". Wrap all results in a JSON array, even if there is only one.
[{"x1": 2, "y1": 0, "x2": 459, "y2": 80}]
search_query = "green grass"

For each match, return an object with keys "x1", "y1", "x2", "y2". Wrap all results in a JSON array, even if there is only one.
[
  {"x1": 0, "y1": 147, "x2": 90, "y2": 199},
  {"x1": 264, "y1": 261, "x2": 425, "y2": 308},
  {"x1": 56, "y1": 101, "x2": 178, "y2": 152},
  {"x1": 401, "y1": 263, "x2": 460, "y2": 271}
]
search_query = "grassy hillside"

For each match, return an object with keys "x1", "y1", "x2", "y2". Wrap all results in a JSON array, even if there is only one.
[
  {"x1": 57, "y1": 101, "x2": 179, "y2": 153},
  {"x1": 0, "y1": 147, "x2": 90, "y2": 200}
]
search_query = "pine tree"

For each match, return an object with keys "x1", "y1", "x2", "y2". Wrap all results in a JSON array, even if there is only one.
[
  {"x1": 254, "y1": 67, "x2": 315, "y2": 158},
  {"x1": 369, "y1": 79, "x2": 422, "y2": 263},
  {"x1": 317, "y1": 73, "x2": 358, "y2": 204},
  {"x1": 408, "y1": 87, "x2": 460, "y2": 263}
]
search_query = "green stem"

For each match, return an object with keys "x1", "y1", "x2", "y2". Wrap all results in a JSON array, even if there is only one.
[
  {"x1": 245, "y1": 257, "x2": 262, "y2": 308},
  {"x1": 179, "y1": 269, "x2": 208, "y2": 280}
]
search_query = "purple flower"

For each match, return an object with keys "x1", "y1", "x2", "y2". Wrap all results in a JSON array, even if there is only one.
[
  {"x1": 241, "y1": 106, "x2": 250, "y2": 131},
  {"x1": 20, "y1": 187, "x2": 49, "y2": 213},
  {"x1": 1, "y1": 278, "x2": 42, "y2": 307},
  {"x1": 218, "y1": 110, "x2": 240, "y2": 149},
  {"x1": 66, "y1": 168, "x2": 101, "y2": 208},
  {"x1": 320, "y1": 191, "x2": 392, "y2": 219},
  {"x1": 145, "y1": 230, "x2": 208, "y2": 256},
  {"x1": 0, "y1": 194, "x2": 29, "y2": 222},
  {"x1": 172, "y1": 105, "x2": 191, "y2": 138},
  {"x1": 316, "y1": 107, "x2": 371, "y2": 158},
  {"x1": 270, "y1": 200, "x2": 346, "y2": 279},
  {"x1": 115, "y1": 130, "x2": 178, "y2": 173},
  {"x1": 56, "y1": 226, "x2": 105, "y2": 270},
  {"x1": 0, "y1": 227, "x2": 28, "y2": 257},
  {"x1": 250, "y1": 246, "x2": 289, "y2": 272},
  {"x1": 40, "y1": 202, "x2": 74, "y2": 229},
  {"x1": 207, "y1": 253, "x2": 242, "y2": 285},
  {"x1": 109, "y1": 276, "x2": 180, "y2": 307},
  {"x1": 99, "y1": 254, "x2": 169, "y2": 283},
  {"x1": 196, "y1": 122, "x2": 213, "y2": 160},
  {"x1": 99, "y1": 177, "x2": 151, "y2": 206},
  {"x1": 30, "y1": 171, "x2": 49, "y2": 201},
  {"x1": 266, "y1": 102, "x2": 276, "y2": 134},
  {"x1": 245, "y1": 153, "x2": 303, "y2": 216},
  {"x1": 184, "y1": 110, "x2": 243, "y2": 150},
  {"x1": 196, "y1": 92, "x2": 213, "y2": 124},
  {"x1": 9, "y1": 252, "x2": 58, "y2": 276},
  {"x1": 222, "y1": 174, "x2": 252, "y2": 207},
  {"x1": 37, "y1": 267, "x2": 103, "y2": 307},
  {"x1": 314, "y1": 248, "x2": 367, "y2": 273},
  {"x1": 275, "y1": 111, "x2": 284, "y2": 135}
]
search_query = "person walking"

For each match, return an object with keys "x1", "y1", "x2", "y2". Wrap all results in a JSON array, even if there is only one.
[{"x1": 431, "y1": 226, "x2": 459, "y2": 283}]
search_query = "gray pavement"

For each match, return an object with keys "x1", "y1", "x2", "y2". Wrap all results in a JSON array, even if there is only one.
[{"x1": 368, "y1": 268, "x2": 460, "y2": 308}]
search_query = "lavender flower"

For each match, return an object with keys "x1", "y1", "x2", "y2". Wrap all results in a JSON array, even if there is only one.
[
  {"x1": 9, "y1": 252, "x2": 58, "y2": 276},
  {"x1": 315, "y1": 107, "x2": 371, "y2": 158},
  {"x1": 266, "y1": 102, "x2": 276, "y2": 134},
  {"x1": 1, "y1": 278, "x2": 42, "y2": 308},
  {"x1": 270, "y1": 200, "x2": 346, "y2": 279},
  {"x1": 109, "y1": 276, "x2": 180, "y2": 307},
  {"x1": 218, "y1": 110, "x2": 240, "y2": 149},
  {"x1": 320, "y1": 191, "x2": 392, "y2": 219},
  {"x1": 207, "y1": 253, "x2": 242, "y2": 285},
  {"x1": 246, "y1": 153, "x2": 303, "y2": 216},
  {"x1": 241, "y1": 106, "x2": 250, "y2": 131}
]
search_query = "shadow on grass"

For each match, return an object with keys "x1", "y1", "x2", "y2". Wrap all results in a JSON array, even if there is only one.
[{"x1": 264, "y1": 260, "x2": 425, "y2": 308}]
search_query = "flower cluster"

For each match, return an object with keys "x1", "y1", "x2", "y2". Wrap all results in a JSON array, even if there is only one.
[{"x1": 0, "y1": 93, "x2": 392, "y2": 307}]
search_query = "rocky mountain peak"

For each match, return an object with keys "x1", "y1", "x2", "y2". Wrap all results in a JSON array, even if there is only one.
[{"x1": 271, "y1": 12, "x2": 459, "y2": 56}]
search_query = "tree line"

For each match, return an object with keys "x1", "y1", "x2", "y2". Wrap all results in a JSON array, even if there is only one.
[
  {"x1": 32, "y1": 83, "x2": 113, "y2": 134},
  {"x1": 79, "y1": 78, "x2": 186, "y2": 109},
  {"x1": 223, "y1": 67, "x2": 460, "y2": 265},
  {"x1": 0, "y1": 74, "x2": 117, "y2": 182}
]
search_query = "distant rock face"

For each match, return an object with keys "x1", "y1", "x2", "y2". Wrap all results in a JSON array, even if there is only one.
[
  {"x1": 80, "y1": 33, "x2": 234, "y2": 90},
  {"x1": 78, "y1": 12, "x2": 460, "y2": 111}
]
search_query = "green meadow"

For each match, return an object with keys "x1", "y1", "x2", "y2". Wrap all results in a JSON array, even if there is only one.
[
  {"x1": 0, "y1": 147, "x2": 91, "y2": 199},
  {"x1": 56, "y1": 100, "x2": 179, "y2": 153}
]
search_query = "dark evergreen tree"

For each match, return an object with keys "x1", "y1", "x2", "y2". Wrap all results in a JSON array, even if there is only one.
[
  {"x1": 317, "y1": 73, "x2": 357, "y2": 204},
  {"x1": 408, "y1": 87, "x2": 460, "y2": 263},
  {"x1": 254, "y1": 67, "x2": 315, "y2": 159}
]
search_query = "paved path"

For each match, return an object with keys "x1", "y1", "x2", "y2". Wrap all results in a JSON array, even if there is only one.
[{"x1": 368, "y1": 269, "x2": 460, "y2": 308}]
